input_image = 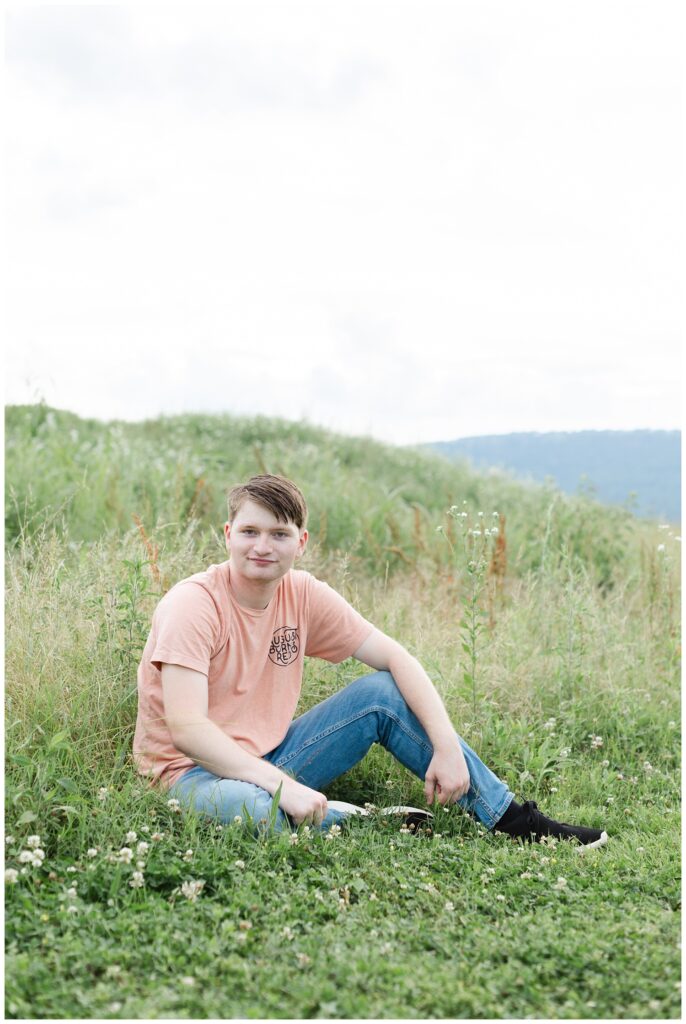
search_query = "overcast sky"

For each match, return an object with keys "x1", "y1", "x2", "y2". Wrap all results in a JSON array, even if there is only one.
[{"x1": 4, "y1": 1, "x2": 683, "y2": 444}]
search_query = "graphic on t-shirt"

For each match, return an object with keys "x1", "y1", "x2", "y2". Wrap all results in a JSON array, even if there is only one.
[{"x1": 268, "y1": 626, "x2": 300, "y2": 666}]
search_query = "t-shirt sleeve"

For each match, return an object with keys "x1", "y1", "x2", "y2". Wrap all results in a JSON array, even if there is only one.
[
  {"x1": 304, "y1": 576, "x2": 374, "y2": 663},
  {"x1": 149, "y1": 582, "x2": 223, "y2": 676}
]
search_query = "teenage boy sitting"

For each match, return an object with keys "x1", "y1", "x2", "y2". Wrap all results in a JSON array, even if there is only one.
[{"x1": 134, "y1": 474, "x2": 607, "y2": 847}]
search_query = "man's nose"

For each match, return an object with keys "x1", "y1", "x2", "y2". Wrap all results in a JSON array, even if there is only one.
[{"x1": 253, "y1": 533, "x2": 273, "y2": 553}]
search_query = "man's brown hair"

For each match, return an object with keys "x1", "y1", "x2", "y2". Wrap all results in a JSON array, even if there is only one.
[{"x1": 226, "y1": 475, "x2": 308, "y2": 529}]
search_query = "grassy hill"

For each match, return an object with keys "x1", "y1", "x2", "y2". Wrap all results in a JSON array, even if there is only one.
[
  {"x1": 4, "y1": 404, "x2": 662, "y2": 590},
  {"x1": 4, "y1": 405, "x2": 681, "y2": 1019}
]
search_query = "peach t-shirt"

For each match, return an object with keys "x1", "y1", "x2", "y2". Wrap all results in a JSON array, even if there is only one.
[{"x1": 133, "y1": 562, "x2": 373, "y2": 789}]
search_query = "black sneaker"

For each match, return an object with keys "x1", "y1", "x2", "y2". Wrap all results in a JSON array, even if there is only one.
[{"x1": 495, "y1": 800, "x2": 608, "y2": 849}]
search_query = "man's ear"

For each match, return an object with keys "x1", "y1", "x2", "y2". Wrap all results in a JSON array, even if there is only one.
[
  {"x1": 296, "y1": 529, "x2": 309, "y2": 558},
  {"x1": 224, "y1": 522, "x2": 231, "y2": 549}
]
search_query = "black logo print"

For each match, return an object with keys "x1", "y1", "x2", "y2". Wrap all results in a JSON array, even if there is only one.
[{"x1": 268, "y1": 626, "x2": 300, "y2": 667}]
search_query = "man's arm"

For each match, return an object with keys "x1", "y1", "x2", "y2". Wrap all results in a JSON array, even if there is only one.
[
  {"x1": 161, "y1": 664, "x2": 328, "y2": 824},
  {"x1": 352, "y1": 629, "x2": 471, "y2": 806}
]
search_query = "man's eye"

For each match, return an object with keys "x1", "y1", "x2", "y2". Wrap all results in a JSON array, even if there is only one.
[{"x1": 274, "y1": 532, "x2": 288, "y2": 539}]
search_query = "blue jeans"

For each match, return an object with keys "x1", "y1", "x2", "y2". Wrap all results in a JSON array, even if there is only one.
[{"x1": 169, "y1": 671, "x2": 514, "y2": 832}]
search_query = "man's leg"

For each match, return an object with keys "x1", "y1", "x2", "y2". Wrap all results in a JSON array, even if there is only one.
[
  {"x1": 168, "y1": 764, "x2": 292, "y2": 830},
  {"x1": 266, "y1": 670, "x2": 514, "y2": 830},
  {"x1": 269, "y1": 670, "x2": 607, "y2": 846}
]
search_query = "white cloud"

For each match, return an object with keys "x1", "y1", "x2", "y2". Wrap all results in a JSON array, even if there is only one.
[{"x1": 5, "y1": 1, "x2": 682, "y2": 443}]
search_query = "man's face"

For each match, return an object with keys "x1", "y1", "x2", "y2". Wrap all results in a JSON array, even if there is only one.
[{"x1": 224, "y1": 498, "x2": 308, "y2": 584}]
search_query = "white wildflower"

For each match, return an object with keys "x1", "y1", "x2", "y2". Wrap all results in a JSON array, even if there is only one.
[
  {"x1": 327, "y1": 824, "x2": 342, "y2": 838},
  {"x1": 657, "y1": 544, "x2": 665, "y2": 552},
  {"x1": 167, "y1": 798, "x2": 181, "y2": 812},
  {"x1": 182, "y1": 849, "x2": 193, "y2": 862},
  {"x1": 136, "y1": 860, "x2": 146, "y2": 870},
  {"x1": 496, "y1": 894, "x2": 506, "y2": 902},
  {"x1": 5, "y1": 836, "x2": 15, "y2": 846},
  {"x1": 18, "y1": 851, "x2": 34, "y2": 864},
  {"x1": 66, "y1": 865, "x2": 77, "y2": 873},
  {"x1": 520, "y1": 871, "x2": 533, "y2": 880},
  {"x1": 444, "y1": 900, "x2": 455, "y2": 911},
  {"x1": 118, "y1": 847, "x2": 133, "y2": 864},
  {"x1": 26, "y1": 835, "x2": 42, "y2": 848},
  {"x1": 233, "y1": 815, "x2": 243, "y2": 824},
  {"x1": 66, "y1": 886, "x2": 78, "y2": 898},
  {"x1": 151, "y1": 832, "x2": 164, "y2": 842},
  {"x1": 296, "y1": 952, "x2": 311, "y2": 967},
  {"x1": 87, "y1": 848, "x2": 99, "y2": 858},
  {"x1": 301, "y1": 825, "x2": 311, "y2": 836},
  {"x1": 136, "y1": 841, "x2": 149, "y2": 855},
  {"x1": 289, "y1": 833, "x2": 299, "y2": 846},
  {"x1": 5, "y1": 868, "x2": 19, "y2": 884},
  {"x1": 125, "y1": 831, "x2": 137, "y2": 844},
  {"x1": 601, "y1": 760, "x2": 610, "y2": 768},
  {"x1": 553, "y1": 876, "x2": 568, "y2": 891},
  {"x1": 180, "y1": 976, "x2": 195, "y2": 987},
  {"x1": 66, "y1": 904, "x2": 79, "y2": 914},
  {"x1": 180, "y1": 879, "x2": 205, "y2": 902},
  {"x1": 234, "y1": 859, "x2": 245, "y2": 870},
  {"x1": 129, "y1": 871, "x2": 145, "y2": 889},
  {"x1": 282, "y1": 926, "x2": 294, "y2": 940},
  {"x1": 97, "y1": 787, "x2": 109, "y2": 801},
  {"x1": 140, "y1": 825, "x2": 150, "y2": 833}
]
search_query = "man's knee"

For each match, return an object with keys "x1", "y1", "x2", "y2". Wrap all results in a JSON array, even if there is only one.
[{"x1": 353, "y1": 670, "x2": 407, "y2": 713}]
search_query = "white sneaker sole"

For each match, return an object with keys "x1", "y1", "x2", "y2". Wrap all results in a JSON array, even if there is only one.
[
  {"x1": 327, "y1": 800, "x2": 433, "y2": 821},
  {"x1": 577, "y1": 830, "x2": 609, "y2": 851}
]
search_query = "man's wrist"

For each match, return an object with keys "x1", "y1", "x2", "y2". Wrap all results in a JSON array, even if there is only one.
[{"x1": 430, "y1": 728, "x2": 461, "y2": 752}]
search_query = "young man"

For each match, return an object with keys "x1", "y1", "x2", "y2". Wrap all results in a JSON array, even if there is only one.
[{"x1": 134, "y1": 474, "x2": 607, "y2": 847}]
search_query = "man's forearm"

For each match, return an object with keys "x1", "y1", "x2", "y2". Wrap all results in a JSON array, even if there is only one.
[
  {"x1": 386, "y1": 647, "x2": 458, "y2": 750},
  {"x1": 170, "y1": 717, "x2": 290, "y2": 795}
]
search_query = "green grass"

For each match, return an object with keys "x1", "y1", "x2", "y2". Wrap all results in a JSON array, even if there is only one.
[{"x1": 4, "y1": 406, "x2": 681, "y2": 1019}]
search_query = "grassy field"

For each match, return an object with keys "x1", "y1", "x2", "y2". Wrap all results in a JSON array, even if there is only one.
[{"x1": 4, "y1": 405, "x2": 682, "y2": 1019}]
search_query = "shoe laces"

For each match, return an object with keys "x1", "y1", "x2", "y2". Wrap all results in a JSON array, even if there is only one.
[{"x1": 521, "y1": 800, "x2": 541, "y2": 829}]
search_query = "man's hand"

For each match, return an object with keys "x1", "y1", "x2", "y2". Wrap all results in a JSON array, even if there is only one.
[
  {"x1": 424, "y1": 741, "x2": 471, "y2": 806},
  {"x1": 278, "y1": 777, "x2": 329, "y2": 825}
]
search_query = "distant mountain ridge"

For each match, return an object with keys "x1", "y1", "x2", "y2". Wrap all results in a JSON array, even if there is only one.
[{"x1": 427, "y1": 430, "x2": 681, "y2": 523}]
